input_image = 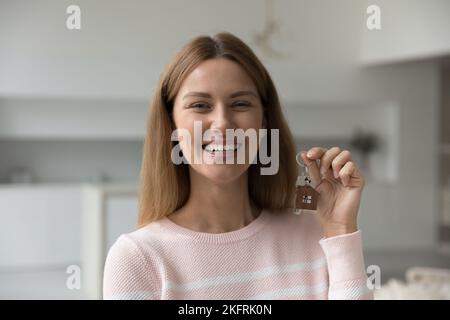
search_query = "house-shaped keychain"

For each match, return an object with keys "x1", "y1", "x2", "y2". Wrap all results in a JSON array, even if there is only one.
[
  {"x1": 294, "y1": 157, "x2": 320, "y2": 213},
  {"x1": 295, "y1": 184, "x2": 319, "y2": 210}
]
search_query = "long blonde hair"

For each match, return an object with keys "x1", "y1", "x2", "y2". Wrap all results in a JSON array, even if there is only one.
[{"x1": 138, "y1": 32, "x2": 297, "y2": 227}]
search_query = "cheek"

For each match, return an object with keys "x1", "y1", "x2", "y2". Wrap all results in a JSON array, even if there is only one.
[
  {"x1": 237, "y1": 110, "x2": 264, "y2": 130},
  {"x1": 177, "y1": 127, "x2": 196, "y2": 161},
  {"x1": 173, "y1": 119, "x2": 205, "y2": 164},
  {"x1": 173, "y1": 109, "x2": 205, "y2": 132}
]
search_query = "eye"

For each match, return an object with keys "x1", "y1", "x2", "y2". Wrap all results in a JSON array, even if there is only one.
[
  {"x1": 189, "y1": 102, "x2": 211, "y2": 110},
  {"x1": 232, "y1": 101, "x2": 251, "y2": 108}
]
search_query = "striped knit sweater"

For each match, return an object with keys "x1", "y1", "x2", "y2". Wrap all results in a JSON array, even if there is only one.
[{"x1": 103, "y1": 208, "x2": 373, "y2": 300}]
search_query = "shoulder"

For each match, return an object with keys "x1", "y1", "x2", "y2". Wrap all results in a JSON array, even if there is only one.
[
  {"x1": 103, "y1": 233, "x2": 155, "y2": 281},
  {"x1": 103, "y1": 222, "x2": 165, "y2": 299},
  {"x1": 104, "y1": 220, "x2": 166, "y2": 270},
  {"x1": 104, "y1": 233, "x2": 145, "y2": 266}
]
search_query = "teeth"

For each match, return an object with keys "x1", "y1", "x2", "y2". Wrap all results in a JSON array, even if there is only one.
[{"x1": 204, "y1": 144, "x2": 239, "y2": 152}]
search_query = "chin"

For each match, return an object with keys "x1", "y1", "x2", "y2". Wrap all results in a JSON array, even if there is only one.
[{"x1": 195, "y1": 164, "x2": 249, "y2": 184}]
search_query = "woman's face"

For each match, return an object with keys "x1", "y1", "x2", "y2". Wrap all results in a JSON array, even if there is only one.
[{"x1": 172, "y1": 58, "x2": 265, "y2": 184}]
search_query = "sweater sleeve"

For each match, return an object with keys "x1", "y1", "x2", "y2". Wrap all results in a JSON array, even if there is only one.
[
  {"x1": 103, "y1": 234, "x2": 160, "y2": 300},
  {"x1": 319, "y1": 230, "x2": 374, "y2": 300}
]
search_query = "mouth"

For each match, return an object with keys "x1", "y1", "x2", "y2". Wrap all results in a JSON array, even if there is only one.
[{"x1": 201, "y1": 143, "x2": 242, "y2": 154}]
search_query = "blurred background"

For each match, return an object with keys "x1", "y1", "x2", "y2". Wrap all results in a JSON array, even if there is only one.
[{"x1": 0, "y1": 0, "x2": 449, "y2": 299}]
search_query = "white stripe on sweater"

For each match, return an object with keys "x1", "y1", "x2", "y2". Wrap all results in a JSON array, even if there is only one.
[
  {"x1": 165, "y1": 258, "x2": 327, "y2": 292},
  {"x1": 246, "y1": 282, "x2": 329, "y2": 299}
]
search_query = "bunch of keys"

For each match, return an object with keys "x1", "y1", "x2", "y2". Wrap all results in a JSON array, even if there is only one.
[{"x1": 293, "y1": 152, "x2": 320, "y2": 215}]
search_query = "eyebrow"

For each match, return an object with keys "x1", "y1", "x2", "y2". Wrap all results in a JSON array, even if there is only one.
[{"x1": 182, "y1": 90, "x2": 258, "y2": 100}]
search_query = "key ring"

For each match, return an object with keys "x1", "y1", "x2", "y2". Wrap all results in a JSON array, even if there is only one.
[
  {"x1": 295, "y1": 152, "x2": 323, "y2": 190},
  {"x1": 295, "y1": 152, "x2": 306, "y2": 167}
]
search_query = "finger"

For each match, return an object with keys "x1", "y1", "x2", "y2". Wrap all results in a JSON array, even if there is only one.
[
  {"x1": 306, "y1": 147, "x2": 327, "y2": 160},
  {"x1": 331, "y1": 150, "x2": 352, "y2": 179},
  {"x1": 318, "y1": 147, "x2": 341, "y2": 177},
  {"x1": 339, "y1": 161, "x2": 356, "y2": 187},
  {"x1": 300, "y1": 152, "x2": 321, "y2": 187},
  {"x1": 346, "y1": 162, "x2": 365, "y2": 188}
]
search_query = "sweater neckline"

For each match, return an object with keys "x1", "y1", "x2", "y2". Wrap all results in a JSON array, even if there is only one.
[{"x1": 158, "y1": 209, "x2": 270, "y2": 244}]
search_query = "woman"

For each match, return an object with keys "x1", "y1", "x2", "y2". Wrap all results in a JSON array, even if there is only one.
[{"x1": 103, "y1": 32, "x2": 372, "y2": 300}]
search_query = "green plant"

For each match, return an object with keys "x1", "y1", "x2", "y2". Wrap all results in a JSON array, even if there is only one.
[{"x1": 350, "y1": 128, "x2": 379, "y2": 155}]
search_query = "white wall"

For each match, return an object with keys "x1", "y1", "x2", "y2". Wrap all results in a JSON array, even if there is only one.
[
  {"x1": 0, "y1": 0, "x2": 266, "y2": 98},
  {"x1": 0, "y1": 140, "x2": 143, "y2": 183},
  {"x1": 0, "y1": 97, "x2": 148, "y2": 139},
  {"x1": 0, "y1": 0, "x2": 442, "y2": 253},
  {"x1": 361, "y1": 0, "x2": 450, "y2": 64}
]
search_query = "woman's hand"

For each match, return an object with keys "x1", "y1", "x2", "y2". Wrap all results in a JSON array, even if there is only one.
[{"x1": 300, "y1": 147, "x2": 365, "y2": 238}]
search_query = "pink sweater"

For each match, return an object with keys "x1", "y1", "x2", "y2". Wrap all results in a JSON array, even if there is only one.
[{"x1": 103, "y1": 208, "x2": 373, "y2": 300}]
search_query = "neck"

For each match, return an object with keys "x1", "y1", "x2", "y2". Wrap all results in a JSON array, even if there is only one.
[{"x1": 168, "y1": 170, "x2": 260, "y2": 233}]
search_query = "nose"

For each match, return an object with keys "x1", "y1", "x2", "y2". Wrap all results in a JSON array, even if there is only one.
[{"x1": 209, "y1": 103, "x2": 235, "y2": 135}]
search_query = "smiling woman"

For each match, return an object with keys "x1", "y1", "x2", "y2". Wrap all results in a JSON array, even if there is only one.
[{"x1": 103, "y1": 32, "x2": 372, "y2": 300}]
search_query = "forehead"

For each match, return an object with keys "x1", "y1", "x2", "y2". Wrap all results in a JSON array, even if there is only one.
[{"x1": 177, "y1": 58, "x2": 258, "y2": 96}]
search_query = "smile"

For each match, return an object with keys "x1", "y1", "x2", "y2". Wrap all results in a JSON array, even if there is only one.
[{"x1": 202, "y1": 143, "x2": 241, "y2": 153}]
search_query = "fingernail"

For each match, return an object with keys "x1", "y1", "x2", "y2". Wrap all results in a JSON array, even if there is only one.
[{"x1": 307, "y1": 151, "x2": 313, "y2": 157}]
